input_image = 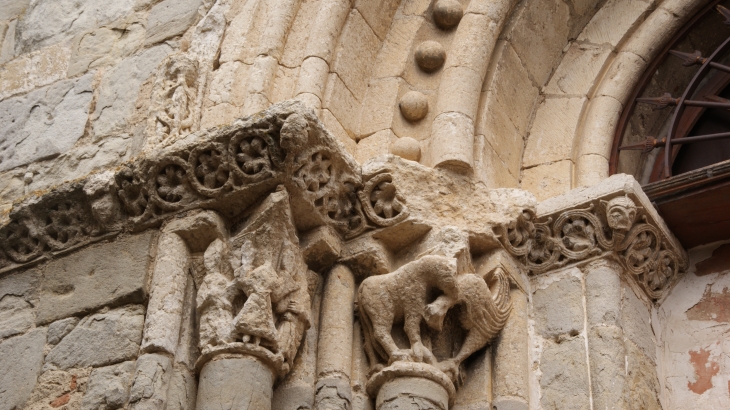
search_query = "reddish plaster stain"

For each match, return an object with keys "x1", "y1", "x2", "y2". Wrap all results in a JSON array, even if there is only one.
[
  {"x1": 696, "y1": 243, "x2": 730, "y2": 276},
  {"x1": 49, "y1": 393, "x2": 70, "y2": 408},
  {"x1": 686, "y1": 286, "x2": 730, "y2": 322},
  {"x1": 687, "y1": 348, "x2": 720, "y2": 394},
  {"x1": 69, "y1": 375, "x2": 77, "y2": 391}
]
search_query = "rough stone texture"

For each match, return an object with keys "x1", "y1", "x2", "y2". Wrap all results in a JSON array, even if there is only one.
[
  {"x1": 584, "y1": 261, "x2": 622, "y2": 327},
  {"x1": 196, "y1": 357, "x2": 274, "y2": 410},
  {"x1": 92, "y1": 44, "x2": 173, "y2": 137},
  {"x1": 622, "y1": 285, "x2": 655, "y2": 363},
  {"x1": 0, "y1": 73, "x2": 94, "y2": 172},
  {"x1": 37, "y1": 232, "x2": 154, "y2": 325},
  {"x1": 47, "y1": 317, "x2": 80, "y2": 345},
  {"x1": 164, "y1": 367, "x2": 197, "y2": 410},
  {"x1": 493, "y1": 290, "x2": 529, "y2": 402},
  {"x1": 532, "y1": 273, "x2": 584, "y2": 338},
  {"x1": 577, "y1": 0, "x2": 651, "y2": 48},
  {"x1": 128, "y1": 353, "x2": 173, "y2": 410},
  {"x1": 145, "y1": 0, "x2": 204, "y2": 45},
  {"x1": 45, "y1": 305, "x2": 145, "y2": 369},
  {"x1": 523, "y1": 97, "x2": 587, "y2": 168},
  {"x1": 81, "y1": 361, "x2": 135, "y2": 410},
  {"x1": 544, "y1": 43, "x2": 613, "y2": 96},
  {"x1": 588, "y1": 326, "x2": 626, "y2": 410},
  {"x1": 24, "y1": 367, "x2": 91, "y2": 410},
  {"x1": 68, "y1": 18, "x2": 146, "y2": 77},
  {"x1": 0, "y1": 43, "x2": 70, "y2": 99},
  {"x1": 331, "y1": 10, "x2": 380, "y2": 101},
  {"x1": 520, "y1": 160, "x2": 573, "y2": 201},
  {"x1": 0, "y1": 328, "x2": 47, "y2": 410},
  {"x1": 0, "y1": 269, "x2": 39, "y2": 340},
  {"x1": 539, "y1": 338, "x2": 590, "y2": 410},
  {"x1": 15, "y1": 0, "x2": 136, "y2": 53}
]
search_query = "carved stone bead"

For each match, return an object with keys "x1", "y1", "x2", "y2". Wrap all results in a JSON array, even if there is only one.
[
  {"x1": 415, "y1": 41, "x2": 446, "y2": 73},
  {"x1": 433, "y1": 0, "x2": 463, "y2": 30},
  {"x1": 399, "y1": 91, "x2": 429, "y2": 122}
]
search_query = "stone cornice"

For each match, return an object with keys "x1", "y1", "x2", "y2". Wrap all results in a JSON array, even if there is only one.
[
  {"x1": 499, "y1": 174, "x2": 688, "y2": 302},
  {"x1": 0, "y1": 101, "x2": 410, "y2": 273}
]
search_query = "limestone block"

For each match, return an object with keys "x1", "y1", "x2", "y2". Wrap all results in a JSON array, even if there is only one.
[
  {"x1": 323, "y1": 73, "x2": 360, "y2": 139},
  {"x1": 92, "y1": 44, "x2": 173, "y2": 137},
  {"x1": 128, "y1": 353, "x2": 173, "y2": 410},
  {"x1": 0, "y1": 72, "x2": 94, "y2": 172},
  {"x1": 47, "y1": 317, "x2": 80, "y2": 345},
  {"x1": 474, "y1": 135, "x2": 518, "y2": 189},
  {"x1": 0, "y1": 19, "x2": 16, "y2": 64},
  {"x1": 588, "y1": 326, "x2": 626, "y2": 410},
  {"x1": 0, "y1": 0, "x2": 29, "y2": 21},
  {"x1": 584, "y1": 260, "x2": 622, "y2": 327},
  {"x1": 24, "y1": 367, "x2": 91, "y2": 410},
  {"x1": 0, "y1": 43, "x2": 70, "y2": 100},
  {"x1": 594, "y1": 51, "x2": 646, "y2": 105},
  {"x1": 622, "y1": 285, "x2": 655, "y2": 363},
  {"x1": 532, "y1": 273, "x2": 584, "y2": 338},
  {"x1": 0, "y1": 328, "x2": 47, "y2": 410},
  {"x1": 402, "y1": 0, "x2": 431, "y2": 16},
  {"x1": 331, "y1": 10, "x2": 381, "y2": 101},
  {"x1": 271, "y1": 64, "x2": 300, "y2": 104},
  {"x1": 0, "y1": 270, "x2": 39, "y2": 340},
  {"x1": 355, "y1": 0, "x2": 400, "y2": 40},
  {"x1": 16, "y1": 0, "x2": 136, "y2": 53},
  {"x1": 465, "y1": 0, "x2": 520, "y2": 21},
  {"x1": 45, "y1": 305, "x2": 145, "y2": 369},
  {"x1": 577, "y1": 0, "x2": 651, "y2": 49},
  {"x1": 358, "y1": 77, "x2": 401, "y2": 137},
  {"x1": 428, "y1": 111, "x2": 474, "y2": 170},
  {"x1": 624, "y1": 341, "x2": 661, "y2": 410},
  {"x1": 539, "y1": 337, "x2": 590, "y2": 410},
  {"x1": 435, "y1": 65, "x2": 482, "y2": 120},
  {"x1": 622, "y1": 8, "x2": 678, "y2": 63},
  {"x1": 208, "y1": 61, "x2": 247, "y2": 105},
  {"x1": 218, "y1": 0, "x2": 258, "y2": 64},
  {"x1": 295, "y1": 56, "x2": 329, "y2": 103},
  {"x1": 356, "y1": 129, "x2": 397, "y2": 164},
  {"x1": 576, "y1": 95, "x2": 623, "y2": 159},
  {"x1": 507, "y1": 0, "x2": 570, "y2": 86},
  {"x1": 391, "y1": 136, "x2": 422, "y2": 162},
  {"x1": 302, "y1": 0, "x2": 351, "y2": 62},
  {"x1": 317, "y1": 265, "x2": 355, "y2": 379},
  {"x1": 321, "y1": 108, "x2": 358, "y2": 157},
  {"x1": 81, "y1": 361, "x2": 135, "y2": 410},
  {"x1": 164, "y1": 367, "x2": 197, "y2": 410},
  {"x1": 544, "y1": 43, "x2": 613, "y2": 96},
  {"x1": 372, "y1": 15, "x2": 423, "y2": 79},
  {"x1": 566, "y1": 0, "x2": 601, "y2": 16},
  {"x1": 145, "y1": 0, "x2": 203, "y2": 45},
  {"x1": 523, "y1": 97, "x2": 587, "y2": 168},
  {"x1": 278, "y1": 0, "x2": 319, "y2": 68},
  {"x1": 241, "y1": 55, "x2": 278, "y2": 115},
  {"x1": 521, "y1": 160, "x2": 573, "y2": 201},
  {"x1": 36, "y1": 232, "x2": 153, "y2": 325},
  {"x1": 200, "y1": 102, "x2": 240, "y2": 129},
  {"x1": 68, "y1": 19, "x2": 146, "y2": 77}
]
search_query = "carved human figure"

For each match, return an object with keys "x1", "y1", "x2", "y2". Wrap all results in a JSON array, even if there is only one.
[
  {"x1": 154, "y1": 57, "x2": 198, "y2": 143},
  {"x1": 601, "y1": 196, "x2": 638, "y2": 232},
  {"x1": 197, "y1": 238, "x2": 236, "y2": 350}
]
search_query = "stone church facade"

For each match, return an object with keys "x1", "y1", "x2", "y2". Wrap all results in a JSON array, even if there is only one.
[{"x1": 0, "y1": 0, "x2": 728, "y2": 409}]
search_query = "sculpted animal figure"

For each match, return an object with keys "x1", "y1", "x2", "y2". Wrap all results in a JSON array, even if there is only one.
[{"x1": 358, "y1": 255, "x2": 459, "y2": 369}]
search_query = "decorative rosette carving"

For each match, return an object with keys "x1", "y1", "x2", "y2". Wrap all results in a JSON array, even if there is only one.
[
  {"x1": 499, "y1": 195, "x2": 687, "y2": 300},
  {"x1": 188, "y1": 141, "x2": 231, "y2": 197},
  {"x1": 1, "y1": 217, "x2": 43, "y2": 263},
  {"x1": 358, "y1": 173, "x2": 409, "y2": 227}
]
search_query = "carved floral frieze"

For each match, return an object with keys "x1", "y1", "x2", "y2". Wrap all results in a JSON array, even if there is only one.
[
  {"x1": 0, "y1": 101, "x2": 408, "y2": 272},
  {"x1": 498, "y1": 179, "x2": 688, "y2": 301}
]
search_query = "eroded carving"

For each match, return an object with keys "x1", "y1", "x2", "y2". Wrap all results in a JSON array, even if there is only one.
[
  {"x1": 151, "y1": 57, "x2": 199, "y2": 145},
  {"x1": 499, "y1": 195, "x2": 686, "y2": 300},
  {"x1": 195, "y1": 189, "x2": 311, "y2": 377},
  {"x1": 358, "y1": 228, "x2": 511, "y2": 403}
]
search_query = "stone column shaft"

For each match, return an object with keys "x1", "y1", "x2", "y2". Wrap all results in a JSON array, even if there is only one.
[
  {"x1": 377, "y1": 377, "x2": 449, "y2": 410},
  {"x1": 492, "y1": 288, "x2": 529, "y2": 410},
  {"x1": 196, "y1": 356, "x2": 274, "y2": 410},
  {"x1": 315, "y1": 264, "x2": 355, "y2": 409}
]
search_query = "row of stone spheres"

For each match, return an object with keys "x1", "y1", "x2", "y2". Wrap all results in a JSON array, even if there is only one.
[{"x1": 0, "y1": 0, "x2": 728, "y2": 409}]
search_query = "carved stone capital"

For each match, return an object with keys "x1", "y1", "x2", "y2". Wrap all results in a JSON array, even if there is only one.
[{"x1": 499, "y1": 174, "x2": 688, "y2": 301}]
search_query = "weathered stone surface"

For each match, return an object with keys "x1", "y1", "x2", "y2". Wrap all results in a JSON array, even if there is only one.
[
  {"x1": 0, "y1": 328, "x2": 47, "y2": 410},
  {"x1": 196, "y1": 357, "x2": 274, "y2": 410},
  {"x1": 521, "y1": 160, "x2": 573, "y2": 201},
  {"x1": 533, "y1": 274, "x2": 584, "y2": 338},
  {"x1": 145, "y1": 0, "x2": 204, "y2": 45},
  {"x1": 68, "y1": 19, "x2": 146, "y2": 77},
  {"x1": 621, "y1": 285, "x2": 655, "y2": 363},
  {"x1": 539, "y1": 338, "x2": 590, "y2": 410},
  {"x1": 45, "y1": 305, "x2": 145, "y2": 369},
  {"x1": 624, "y1": 340, "x2": 661, "y2": 410},
  {"x1": 81, "y1": 361, "x2": 135, "y2": 410},
  {"x1": 128, "y1": 353, "x2": 173, "y2": 410},
  {"x1": 588, "y1": 326, "x2": 626, "y2": 410},
  {"x1": 523, "y1": 97, "x2": 587, "y2": 168},
  {"x1": 16, "y1": 0, "x2": 136, "y2": 53},
  {"x1": 0, "y1": 270, "x2": 38, "y2": 340},
  {"x1": 331, "y1": 10, "x2": 381, "y2": 100},
  {"x1": 164, "y1": 367, "x2": 197, "y2": 410},
  {"x1": 577, "y1": 0, "x2": 651, "y2": 48},
  {"x1": 544, "y1": 43, "x2": 612, "y2": 96},
  {"x1": 47, "y1": 317, "x2": 80, "y2": 345},
  {"x1": 0, "y1": 0, "x2": 29, "y2": 21},
  {"x1": 37, "y1": 232, "x2": 154, "y2": 325},
  {"x1": 92, "y1": 44, "x2": 173, "y2": 137},
  {"x1": 493, "y1": 290, "x2": 529, "y2": 402},
  {"x1": 585, "y1": 261, "x2": 622, "y2": 327},
  {"x1": 0, "y1": 73, "x2": 94, "y2": 172},
  {"x1": 0, "y1": 43, "x2": 70, "y2": 99},
  {"x1": 24, "y1": 367, "x2": 91, "y2": 410}
]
